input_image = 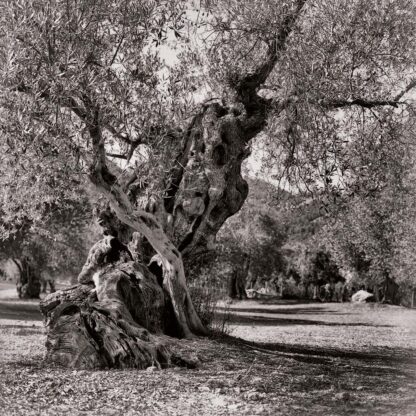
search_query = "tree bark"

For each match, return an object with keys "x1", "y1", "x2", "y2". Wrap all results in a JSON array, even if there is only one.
[
  {"x1": 381, "y1": 276, "x2": 399, "y2": 304},
  {"x1": 14, "y1": 258, "x2": 41, "y2": 299},
  {"x1": 167, "y1": 103, "x2": 251, "y2": 258},
  {"x1": 227, "y1": 255, "x2": 249, "y2": 300}
]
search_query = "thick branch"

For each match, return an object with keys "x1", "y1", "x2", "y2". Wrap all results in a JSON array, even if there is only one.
[
  {"x1": 231, "y1": 0, "x2": 307, "y2": 135},
  {"x1": 14, "y1": 82, "x2": 140, "y2": 148},
  {"x1": 318, "y1": 80, "x2": 416, "y2": 110},
  {"x1": 164, "y1": 110, "x2": 207, "y2": 214},
  {"x1": 394, "y1": 79, "x2": 416, "y2": 101},
  {"x1": 320, "y1": 98, "x2": 409, "y2": 110},
  {"x1": 236, "y1": 0, "x2": 307, "y2": 93}
]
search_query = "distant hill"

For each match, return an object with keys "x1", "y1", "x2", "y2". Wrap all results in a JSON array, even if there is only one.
[
  {"x1": 216, "y1": 176, "x2": 327, "y2": 284},
  {"x1": 238, "y1": 177, "x2": 324, "y2": 242}
]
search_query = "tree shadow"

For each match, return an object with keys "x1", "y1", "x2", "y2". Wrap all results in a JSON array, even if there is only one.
[
  {"x1": 218, "y1": 311, "x2": 392, "y2": 327},
  {"x1": 0, "y1": 301, "x2": 42, "y2": 321},
  {"x1": 216, "y1": 333, "x2": 416, "y2": 372},
  {"x1": 218, "y1": 306, "x2": 354, "y2": 315},
  {"x1": 0, "y1": 324, "x2": 42, "y2": 330}
]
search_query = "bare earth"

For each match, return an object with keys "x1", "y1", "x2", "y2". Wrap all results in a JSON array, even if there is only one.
[{"x1": 0, "y1": 284, "x2": 415, "y2": 416}]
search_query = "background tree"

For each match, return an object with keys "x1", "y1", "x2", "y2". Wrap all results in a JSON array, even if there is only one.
[
  {"x1": 217, "y1": 179, "x2": 287, "y2": 296},
  {"x1": 0, "y1": 196, "x2": 98, "y2": 297},
  {"x1": 316, "y1": 108, "x2": 415, "y2": 303}
]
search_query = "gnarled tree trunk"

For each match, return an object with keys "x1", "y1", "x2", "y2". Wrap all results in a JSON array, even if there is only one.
[
  {"x1": 40, "y1": 98, "x2": 265, "y2": 368},
  {"x1": 40, "y1": 247, "x2": 198, "y2": 369},
  {"x1": 40, "y1": 100, "x2": 260, "y2": 368}
]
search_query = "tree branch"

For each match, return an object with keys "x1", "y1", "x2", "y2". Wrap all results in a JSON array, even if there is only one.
[
  {"x1": 318, "y1": 79, "x2": 416, "y2": 110},
  {"x1": 102, "y1": 122, "x2": 137, "y2": 146},
  {"x1": 320, "y1": 97, "x2": 409, "y2": 110},
  {"x1": 14, "y1": 82, "x2": 139, "y2": 147},
  {"x1": 106, "y1": 153, "x2": 128, "y2": 160},
  {"x1": 394, "y1": 79, "x2": 416, "y2": 101},
  {"x1": 236, "y1": 0, "x2": 307, "y2": 92},
  {"x1": 163, "y1": 110, "x2": 206, "y2": 214},
  {"x1": 15, "y1": 82, "x2": 89, "y2": 122}
]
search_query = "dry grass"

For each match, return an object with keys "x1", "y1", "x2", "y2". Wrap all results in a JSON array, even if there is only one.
[{"x1": 0, "y1": 298, "x2": 415, "y2": 415}]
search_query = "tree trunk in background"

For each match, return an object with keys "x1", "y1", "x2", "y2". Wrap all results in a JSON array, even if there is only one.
[
  {"x1": 381, "y1": 276, "x2": 399, "y2": 304},
  {"x1": 228, "y1": 271, "x2": 248, "y2": 300},
  {"x1": 40, "y1": 270, "x2": 56, "y2": 294},
  {"x1": 374, "y1": 285, "x2": 380, "y2": 303},
  {"x1": 228, "y1": 271, "x2": 238, "y2": 299},
  {"x1": 14, "y1": 258, "x2": 41, "y2": 299},
  {"x1": 412, "y1": 288, "x2": 416, "y2": 308},
  {"x1": 312, "y1": 284, "x2": 319, "y2": 300},
  {"x1": 227, "y1": 255, "x2": 250, "y2": 300}
]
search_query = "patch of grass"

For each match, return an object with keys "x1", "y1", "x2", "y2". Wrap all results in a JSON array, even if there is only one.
[{"x1": 189, "y1": 286, "x2": 232, "y2": 335}]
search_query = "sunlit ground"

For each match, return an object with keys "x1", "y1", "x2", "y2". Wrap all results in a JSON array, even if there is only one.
[{"x1": 0, "y1": 284, "x2": 415, "y2": 416}]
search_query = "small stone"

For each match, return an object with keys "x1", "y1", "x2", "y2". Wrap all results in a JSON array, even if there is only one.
[
  {"x1": 254, "y1": 405, "x2": 266, "y2": 415},
  {"x1": 228, "y1": 404, "x2": 240, "y2": 411},
  {"x1": 245, "y1": 391, "x2": 262, "y2": 401},
  {"x1": 198, "y1": 386, "x2": 210, "y2": 392},
  {"x1": 335, "y1": 392, "x2": 351, "y2": 401},
  {"x1": 250, "y1": 377, "x2": 263, "y2": 385}
]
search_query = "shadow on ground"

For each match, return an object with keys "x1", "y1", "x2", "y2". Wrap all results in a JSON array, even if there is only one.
[
  {"x1": 218, "y1": 306, "x2": 353, "y2": 315},
  {"x1": 0, "y1": 301, "x2": 42, "y2": 321},
  {"x1": 225, "y1": 313, "x2": 392, "y2": 327},
  {"x1": 216, "y1": 306, "x2": 392, "y2": 327},
  {"x1": 212, "y1": 332, "x2": 416, "y2": 388}
]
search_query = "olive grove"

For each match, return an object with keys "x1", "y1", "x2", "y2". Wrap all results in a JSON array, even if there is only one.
[{"x1": 1, "y1": 0, "x2": 415, "y2": 368}]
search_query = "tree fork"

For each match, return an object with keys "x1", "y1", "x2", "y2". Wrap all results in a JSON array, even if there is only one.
[{"x1": 87, "y1": 117, "x2": 207, "y2": 338}]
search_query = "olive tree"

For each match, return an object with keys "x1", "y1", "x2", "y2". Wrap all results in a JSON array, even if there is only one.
[{"x1": 1, "y1": 0, "x2": 415, "y2": 368}]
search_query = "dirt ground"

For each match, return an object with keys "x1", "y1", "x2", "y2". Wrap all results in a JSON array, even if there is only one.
[{"x1": 0, "y1": 284, "x2": 415, "y2": 416}]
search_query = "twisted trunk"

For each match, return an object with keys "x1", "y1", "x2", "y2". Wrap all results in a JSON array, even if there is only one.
[
  {"x1": 40, "y1": 260, "x2": 198, "y2": 369},
  {"x1": 169, "y1": 103, "x2": 250, "y2": 255}
]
